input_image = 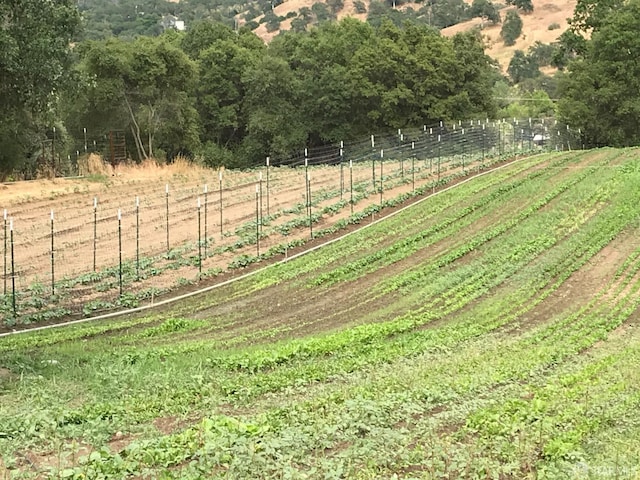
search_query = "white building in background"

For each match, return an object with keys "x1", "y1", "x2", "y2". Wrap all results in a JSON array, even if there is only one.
[{"x1": 161, "y1": 14, "x2": 186, "y2": 31}]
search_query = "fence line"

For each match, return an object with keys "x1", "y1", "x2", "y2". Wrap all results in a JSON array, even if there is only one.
[{"x1": 0, "y1": 118, "x2": 580, "y2": 325}]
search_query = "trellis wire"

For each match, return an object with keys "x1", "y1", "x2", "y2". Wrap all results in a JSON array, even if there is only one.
[{"x1": 0, "y1": 118, "x2": 580, "y2": 323}]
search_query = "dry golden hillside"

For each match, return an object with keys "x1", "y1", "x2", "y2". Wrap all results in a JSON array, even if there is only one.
[
  {"x1": 248, "y1": 0, "x2": 576, "y2": 71},
  {"x1": 441, "y1": 0, "x2": 577, "y2": 72}
]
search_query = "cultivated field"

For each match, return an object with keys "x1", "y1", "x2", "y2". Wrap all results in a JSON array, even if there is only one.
[
  {"x1": 3, "y1": 121, "x2": 551, "y2": 325},
  {"x1": 1, "y1": 147, "x2": 640, "y2": 478}
]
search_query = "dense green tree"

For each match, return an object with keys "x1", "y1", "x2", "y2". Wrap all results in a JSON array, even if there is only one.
[
  {"x1": 181, "y1": 21, "x2": 236, "y2": 59},
  {"x1": 470, "y1": 0, "x2": 500, "y2": 24},
  {"x1": 0, "y1": 0, "x2": 81, "y2": 178},
  {"x1": 501, "y1": 10, "x2": 523, "y2": 46},
  {"x1": 264, "y1": 11, "x2": 282, "y2": 32},
  {"x1": 367, "y1": 1, "x2": 416, "y2": 28},
  {"x1": 326, "y1": 0, "x2": 345, "y2": 15},
  {"x1": 507, "y1": 50, "x2": 541, "y2": 83},
  {"x1": 527, "y1": 41, "x2": 557, "y2": 67},
  {"x1": 67, "y1": 36, "x2": 199, "y2": 160},
  {"x1": 195, "y1": 35, "x2": 263, "y2": 149},
  {"x1": 271, "y1": 19, "x2": 377, "y2": 141},
  {"x1": 554, "y1": 0, "x2": 625, "y2": 68},
  {"x1": 353, "y1": 1, "x2": 368, "y2": 13},
  {"x1": 569, "y1": 0, "x2": 625, "y2": 33},
  {"x1": 507, "y1": 0, "x2": 533, "y2": 13},
  {"x1": 448, "y1": 31, "x2": 499, "y2": 119},
  {"x1": 311, "y1": 2, "x2": 334, "y2": 22},
  {"x1": 558, "y1": 0, "x2": 640, "y2": 147},
  {"x1": 240, "y1": 55, "x2": 307, "y2": 161},
  {"x1": 291, "y1": 15, "x2": 310, "y2": 32},
  {"x1": 428, "y1": 0, "x2": 470, "y2": 28}
]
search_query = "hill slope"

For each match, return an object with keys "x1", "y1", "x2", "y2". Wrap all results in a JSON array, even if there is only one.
[
  {"x1": 442, "y1": 0, "x2": 577, "y2": 72},
  {"x1": 3, "y1": 148, "x2": 640, "y2": 477},
  {"x1": 252, "y1": 0, "x2": 576, "y2": 71}
]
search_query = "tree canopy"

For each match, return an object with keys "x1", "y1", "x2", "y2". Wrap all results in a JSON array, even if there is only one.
[
  {"x1": 64, "y1": 18, "x2": 498, "y2": 168},
  {"x1": 558, "y1": 0, "x2": 640, "y2": 147},
  {"x1": 0, "y1": 0, "x2": 81, "y2": 178},
  {"x1": 3, "y1": 9, "x2": 505, "y2": 175},
  {"x1": 501, "y1": 10, "x2": 523, "y2": 46}
]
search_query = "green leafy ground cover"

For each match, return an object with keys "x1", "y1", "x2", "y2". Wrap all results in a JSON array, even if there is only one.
[{"x1": 2, "y1": 148, "x2": 640, "y2": 478}]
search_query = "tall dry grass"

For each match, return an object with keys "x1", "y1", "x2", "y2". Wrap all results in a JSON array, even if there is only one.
[
  {"x1": 77, "y1": 153, "x2": 113, "y2": 177},
  {"x1": 78, "y1": 154, "x2": 206, "y2": 180}
]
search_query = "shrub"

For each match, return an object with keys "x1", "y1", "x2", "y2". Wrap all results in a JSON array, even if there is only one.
[
  {"x1": 354, "y1": 0, "x2": 367, "y2": 13},
  {"x1": 501, "y1": 10, "x2": 523, "y2": 46}
]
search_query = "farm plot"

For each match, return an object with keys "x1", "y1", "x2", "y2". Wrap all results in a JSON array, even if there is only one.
[
  {"x1": 0, "y1": 146, "x2": 511, "y2": 325},
  {"x1": 2, "y1": 148, "x2": 640, "y2": 479}
]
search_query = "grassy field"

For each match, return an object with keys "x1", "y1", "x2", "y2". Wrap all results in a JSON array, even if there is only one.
[{"x1": 2, "y1": 148, "x2": 640, "y2": 479}]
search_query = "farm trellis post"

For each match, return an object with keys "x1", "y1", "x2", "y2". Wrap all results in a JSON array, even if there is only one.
[
  {"x1": 371, "y1": 135, "x2": 376, "y2": 188},
  {"x1": 304, "y1": 165, "x2": 309, "y2": 223},
  {"x1": 197, "y1": 197, "x2": 202, "y2": 275},
  {"x1": 52, "y1": 127, "x2": 56, "y2": 178},
  {"x1": 203, "y1": 184, "x2": 208, "y2": 257},
  {"x1": 255, "y1": 184, "x2": 260, "y2": 256},
  {"x1": 266, "y1": 157, "x2": 270, "y2": 217},
  {"x1": 93, "y1": 198, "x2": 98, "y2": 272},
  {"x1": 10, "y1": 218, "x2": 15, "y2": 318},
  {"x1": 219, "y1": 170, "x2": 223, "y2": 239},
  {"x1": 304, "y1": 149, "x2": 309, "y2": 195},
  {"x1": 437, "y1": 135, "x2": 442, "y2": 187},
  {"x1": 349, "y1": 159, "x2": 354, "y2": 215},
  {"x1": 399, "y1": 131, "x2": 404, "y2": 180},
  {"x1": 117, "y1": 209, "x2": 123, "y2": 297},
  {"x1": 165, "y1": 184, "x2": 170, "y2": 252},
  {"x1": 411, "y1": 142, "x2": 416, "y2": 192},
  {"x1": 258, "y1": 172, "x2": 263, "y2": 235},
  {"x1": 3, "y1": 209, "x2": 6, "y2": 296},
  {"x1": 482, "y1": 124, "x2": 486, "y2": 161},
  {"x1": 379, "y1": 149, "x2": 384, "y2": 205},
  {"x1": 307, "y1": 172, "x2": 313, "y2": 239},
  {"x1": 462, "y1": 129, "x2": 466, "y2": 174},
  {"x1": 135, "y1": 196, "x2": 140, "y2": 281},
  {"x1": 50, "y1": 210, "x2": 55, "y2": 296},
  {"x1": 339, "y1": 143, "x2": 344, "y2": 200}
]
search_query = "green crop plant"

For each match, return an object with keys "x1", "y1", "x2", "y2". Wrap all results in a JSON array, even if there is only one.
[{"x1": 4, "y1": 149, "x2": 640, "y2": 479}]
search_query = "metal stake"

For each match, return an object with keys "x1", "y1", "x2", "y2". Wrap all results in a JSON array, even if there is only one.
[
  {"x1": 50, "y1": 210, "x2": 55, "y2": 296},
  {"x1": 165, "y1": 184, "x2": 169, "y2": 252},
  {"x1": 197, "y1": 197, "x2": 202, "y2": 275},
  {"x1": 349, "y1": 160, "x2": 354, "y2": 215},
  {"x1": 3, "y1": 210, "x2": 6, "y2": 296},
  {"x1": 93, "y1": 198, "x2": 97, "y2": 272},
  {"x1": 135, "y1": 196, "x2": 140, "y2": 281},
  {"x1": 219, "y1": 171, "x2": 223, "y2": 238},
  {"x1": 259, "y1": 172, "x2": 263, "y2": 234},
  {"x1": 203, "y1": 185, "x2": 208, "y2": 257},
  {"x1": 255, "y1": 185, "x2": 260, "y2": 256},
  {"x1": 10, "y1": 218, "x2": 15, "y2": 318},
  {"x1": 266, "y1": 157, "x2": 270, "y2": 217},
  {"x1": 118, "y1": 209, "x2": 122, "y2": 297},
  {"x1": 307, "y1": 172, "x2": 313, "y2": 238}
]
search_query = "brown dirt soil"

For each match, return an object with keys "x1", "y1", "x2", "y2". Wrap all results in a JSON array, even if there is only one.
[
  {"x1": 10, "y1": 444, "x2": 93, "y2": 478},
  {"x1": 1, "y1": 150, "x2": 520, "y2": 327},
  {"x1": 178, "y1": 155, "x2": 544, "y2": 347}
]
